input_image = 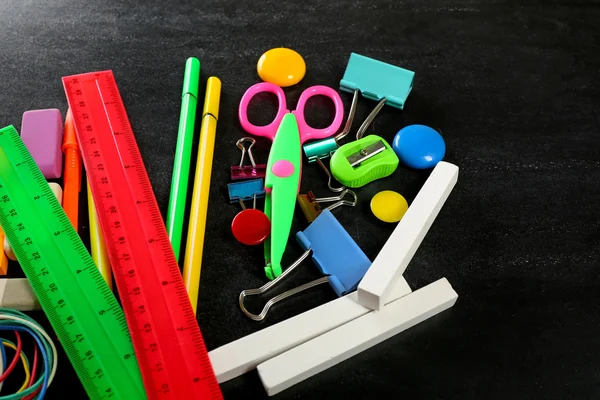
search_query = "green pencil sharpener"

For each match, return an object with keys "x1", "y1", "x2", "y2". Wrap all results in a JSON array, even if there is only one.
[
  {"x1": 303, "y1": 137, "x2": 339, "y2": 162},
  {"x1": 330, "y1": 135, "x2": 399, "y2": 188}
]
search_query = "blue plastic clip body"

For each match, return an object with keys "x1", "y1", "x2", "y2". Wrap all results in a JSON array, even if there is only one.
[
  {"x1": 296, "y1": 209, "x2": 371, "y2": 296},
  {"x1": 340, "y1": 52, "x2": 415, "y2": 110},
  {"x1": 227, "y1": 178, "x2": 265, "y2": 203}
]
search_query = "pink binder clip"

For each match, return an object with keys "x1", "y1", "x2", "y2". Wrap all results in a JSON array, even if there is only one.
[{"x1": 231, "y1": 137, "x2": 267, "y2": 180}]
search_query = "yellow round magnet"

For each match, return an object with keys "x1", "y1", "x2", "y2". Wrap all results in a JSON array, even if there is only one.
[
  {"x1": 257, "y1": 48, "x2": 306, "y2": 87},
  {"x1": 370, "y1": 191, "x2": 409, "y2": 223}
]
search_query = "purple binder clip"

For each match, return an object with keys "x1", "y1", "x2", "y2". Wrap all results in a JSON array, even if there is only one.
[{"x1": 231, "y1": 137, "x2": 266, "y2": 180}]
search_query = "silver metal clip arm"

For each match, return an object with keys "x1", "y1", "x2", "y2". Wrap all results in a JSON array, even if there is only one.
[
  {"x1": 315, "y1": 157, "x2": 345, "y2": 193},
  {"x1": 239, "y1": 249, "x2": 329, "y2": 321},
  {"x1": 334, "y1": 89, "x2": 359, "y2": 143},
  {"x1": 236, "y1": 137, "x2": 257, "y2": 167},
  {"x1": 355, "y1": 98, "x2": 387, "y2": 140},
  {"x1": 315, "y1": 189, "x2": 358, "y2": 211}
]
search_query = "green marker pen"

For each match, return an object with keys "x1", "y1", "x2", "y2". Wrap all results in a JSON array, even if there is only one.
[{"x1": 167, "y1": 57, "x2": 200, "y2": 260}]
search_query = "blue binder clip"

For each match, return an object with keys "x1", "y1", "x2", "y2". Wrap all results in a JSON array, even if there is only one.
[
  {"x1": 238, "y1": 209, "x2": 371, "y2": 321},
  {"x1": 227, "y1": 178, "x2": 265, "y2": 203}
]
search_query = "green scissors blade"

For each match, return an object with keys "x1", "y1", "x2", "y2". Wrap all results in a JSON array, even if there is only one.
[{"x1": 263, "y1": 114, "x2": 301, "y2": 280}]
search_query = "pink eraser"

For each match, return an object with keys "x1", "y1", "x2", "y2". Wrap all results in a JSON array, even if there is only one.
[{"x1": 21, "y1": 109, "x2": 64, "y2": 179}]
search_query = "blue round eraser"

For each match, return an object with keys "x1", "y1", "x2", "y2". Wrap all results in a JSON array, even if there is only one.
[{"x1": 392, "y1": 124, "x2": 446, "y2": 169}]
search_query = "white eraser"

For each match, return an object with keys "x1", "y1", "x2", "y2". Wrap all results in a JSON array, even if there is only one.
[
  {"x1": 257, "y1": 277, "x2": 458, "y2": 396},
  {"x1": 358, "y1": 161, "x2": 459, "y2": 310},
  {"x1": 48, "y1": 182, "x2": 63, "y2": 205},
  {"x1": 209, "y1": 277, "x2": 412, "y2": 383},
  {"x1": 0, "y1": 278, "x2": 41, "y2": 311},
  {"x1": 3, "y1": 237, "x2": 16, "y2": 261}
]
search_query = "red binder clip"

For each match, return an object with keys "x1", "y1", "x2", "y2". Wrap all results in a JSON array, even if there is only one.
[{"x1": 231, "y1": 137, "x2": 266, "y2": 180}]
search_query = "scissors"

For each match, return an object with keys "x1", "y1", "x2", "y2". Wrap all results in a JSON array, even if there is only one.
[{"x1": 238, "y1": 82, "x2": 344, "y2": 279}]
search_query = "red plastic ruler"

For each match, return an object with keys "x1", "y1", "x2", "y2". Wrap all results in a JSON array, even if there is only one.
[{"x1": 62, "y1": 70, "x2": 222, "y2": 400}]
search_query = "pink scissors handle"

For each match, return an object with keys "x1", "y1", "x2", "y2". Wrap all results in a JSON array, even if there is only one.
[
  {"x1": 238, "y1": 82, "x2": 288, "y2": 141},
  {"x1": 292, "y1": 85, "x2": 344, "y2": 144}
]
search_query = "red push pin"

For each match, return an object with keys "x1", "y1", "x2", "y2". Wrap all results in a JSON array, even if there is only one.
[{"x1": 231, "y1": 194, "x2": 271, "y2": 245}]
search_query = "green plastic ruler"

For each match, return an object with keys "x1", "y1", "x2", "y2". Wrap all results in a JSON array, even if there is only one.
[{"x1": 0, "y1": 125, "x2": 146, "y2": 399}]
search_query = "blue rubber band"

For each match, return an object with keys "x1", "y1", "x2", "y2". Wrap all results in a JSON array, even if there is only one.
[{"x1": 0, "y1": 325, "x2": 50, "y2": 400}]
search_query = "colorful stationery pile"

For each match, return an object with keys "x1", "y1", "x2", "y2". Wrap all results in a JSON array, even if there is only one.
[{"x1": 0, "y1": 48, "x2": 459, "y2": 399}]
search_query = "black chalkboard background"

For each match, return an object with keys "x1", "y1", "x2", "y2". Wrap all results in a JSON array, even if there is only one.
[{"x1": 1, "y1": 0, "x2": 599, "y2": 399}]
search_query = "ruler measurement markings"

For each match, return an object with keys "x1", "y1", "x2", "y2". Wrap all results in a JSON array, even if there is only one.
[
  {"x1": 0, "y1": 126, "x2": 145, "y2": 399},
  {"x1": 6, "y1": 129, "x2": 134, "y2": 382},
  {"x1": 67, "y1": 74, "x2": 200, "y2": 396},
  {"x1": 63, "y1": 71, "x2": 222, "y2": 399}
]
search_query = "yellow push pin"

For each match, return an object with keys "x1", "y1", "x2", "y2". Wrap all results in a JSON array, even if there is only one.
[
  {"x1": 370, "y1": 190, "x2": 408, "y2": 223},
  {"x1": 257, "y1": 48, "x2": 306, "y2": 87}
]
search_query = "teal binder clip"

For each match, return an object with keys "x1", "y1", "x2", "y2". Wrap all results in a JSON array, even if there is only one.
[
  {"x1": 303, "y1": 53, "x2": 414, "y2": 190},
  {"x1": 238, "y1": 209, "x2": 371, "y2": 321},
  {"x1": 340, "y1": 52, "x2": 415, "y2": 110},
  {"x1": 302, "y1": 89, "x2": 359, "y2": 163},
  {"x1": 325, "y1": 53, "x2": 414, "y2": 188},
  {"x1": 302, "y1": 89, "x2": 359, "y2": 192},
  {"x1": 338, "y1": 52, "x2": 415, "y2": 144}
]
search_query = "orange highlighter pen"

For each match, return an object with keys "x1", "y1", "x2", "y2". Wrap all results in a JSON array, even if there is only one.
[
  {"x1": 0, "y1": 225, "x2": 8, "y2": 275},
  {"x1": 62, "y1": 108, "x2": 82, "y2": 231}
]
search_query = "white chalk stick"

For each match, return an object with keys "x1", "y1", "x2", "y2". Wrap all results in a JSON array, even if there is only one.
[
  {"x1": 358, "y1": 161, "x2": 459, "y2": 310},
  {"x1": 0, "y1": 278, "x2": 41, "y2": 311},
  {"x1": 257, "y1": 278, "x2": 458, "y2": 396},
  {"x1": 209, "y1": 277, "x2": 412, "y2": 383},
  {"x1": 48, "y1": 182, "x2": 63, "y2": 205}
]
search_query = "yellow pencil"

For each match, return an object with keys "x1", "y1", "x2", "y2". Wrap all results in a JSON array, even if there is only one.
[
  {"x1": 87, "y1": 179, "x2": 112, "y2": 290},
  {"x1": 183, "y1": 76, "x2": 221, "y2": 315}
]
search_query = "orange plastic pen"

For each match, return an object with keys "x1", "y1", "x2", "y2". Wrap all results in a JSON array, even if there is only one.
[
  {"x1": 62, "y1": 108, "x2": 82, "y2": 231},
  {"x1": 0, "y1": 225, "x2": 8, "y2": 275}
]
